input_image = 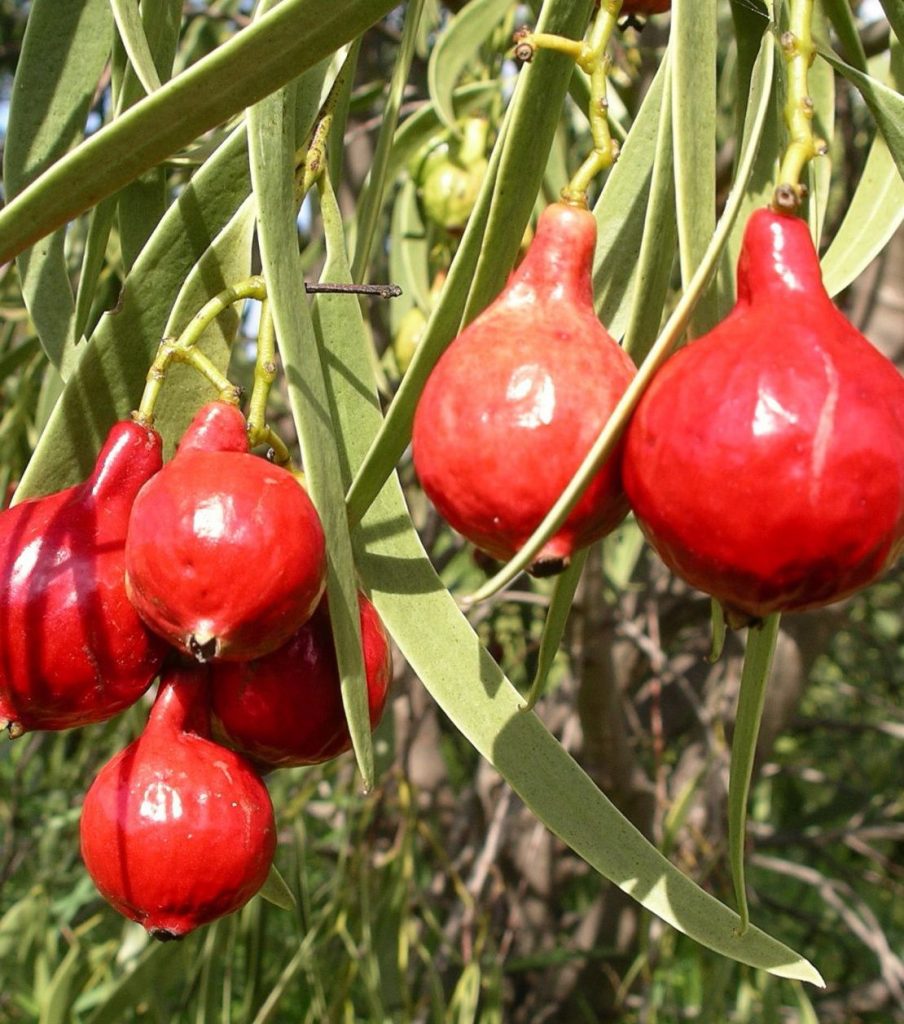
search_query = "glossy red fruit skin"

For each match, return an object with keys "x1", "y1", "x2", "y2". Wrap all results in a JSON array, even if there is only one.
[
  {"x1": 412, "y1": 202, "x2": 637, "y2": 572},
  {"x1": 621, "y1": 0, "x2": 671, "y2": 14},
  {"x1": 210, "y1": 593, "x2": 392, "y2": 768},
  {"x1": 623, "y1": 207, "x2": 904, "y2": 620},
  {"x1": 80, "y1": 665, "x2": 276, "y2": 939},
  {"x1": 0, "y1": 421, "x2": 166, "y2": 735},
  {"x1": 125, "y1": 402, "x2": 327, "y2": 662}
]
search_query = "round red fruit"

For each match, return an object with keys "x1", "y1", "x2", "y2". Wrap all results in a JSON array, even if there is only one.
[
  {"x1": 211, "y1": 593, "x2": 392, "y2": 768},
  {"x1": 80, "y1": 665, "x2": 276, "y2": 939},
  {"x1": 623, "y1": 207, "x2": 904, "y2": 621},
  {"x1": 125, "y1": 403, "x2": 327, "y2": 662}
]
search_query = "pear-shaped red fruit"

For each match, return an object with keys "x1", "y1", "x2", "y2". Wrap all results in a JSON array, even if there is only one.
[
  {"x1": 412, "y1": 202, "x2": 637, "y2": 574},
  {"x1": 623, "y1": 207, "x2": 904, "y2": 622},
  {"x1": 0, "y1": 420, "x2": 165, "y2": 736},
  {"x1": 80, "y1": 665, "x2": 276, "y2": 940},
  {"x1": 125, "y1": 402, "x2": 327, "y2": 662},
  {"x1": 210, "y1": 593, "x2": 392, "y2": 768}
]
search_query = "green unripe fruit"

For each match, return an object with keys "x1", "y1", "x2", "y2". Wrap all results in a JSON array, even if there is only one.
[{"x1": 393, "y1": 307, "x2": 428, "y2": 374}]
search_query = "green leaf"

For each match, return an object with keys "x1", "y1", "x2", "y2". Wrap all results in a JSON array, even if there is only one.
[
  {"x1": 522, "y1": 549, "x2": 588, "y2": 711},
  {"x1": 817, "y1": 45, "x2": 904, "y2": 181},
  {"x1": 317, "y1": 187, "x2": 824, "y2": 985},
  {"x1": 728, "y1": 614, "x2": 780, "y2": 934},
  {"x1": 113, "y1": 0, "x2": 183, "y2": 272},
  {"x1": 14, "y1": 124, "x2": 254, "y2": 501},
  {"x1": 3, "y1": 0, "x2": 113, "y2": 370},
  {"x1": 592, "y1": 56, "x2": 670, "y2": 341},
  {"x1": 388, "y1": 180, "x2": 431, "y2": 331},
  {"x1": 248, "y1": 77, "x2": 375, "y2": 788},
  {"x1": 820, "y1": 129, "x2": 904, "y2": 296},
  {"x1": 819, "y1": 0, "x2": 868, "y2": 71},
  {"x1": 621, "y1": 59, "x2": 677, "y2": 364},
  {"x1": 38, "y1": 941, "x2": 83, "y2": 1024},
  {"x1": 110, "y1": 0, "x2": 163, "y2": 94},
  {"x1": 427, "y1": 0, "x2": 513, "y2": 134},
  {"x1": 672, "y1": 0, "x2": 719, "y2": 336},
  {"x1": 0, "y1": 0, "x2": 400, "y2": 266},
  {"x1": 84, "y1": 942, "x2": 182, "y2": 1024},
  {"x1": 257, "y1": 865, "x2": 297, "y2": 911},
  {"x1": 878, "y1": 0, "x2": 904, "y2": 47},
  {"x1": 806, "y1": 2, "x2": 835, "y2": 244},
  {"x1": 351, "y1": 0, "x2": 428, "y2": 280}
]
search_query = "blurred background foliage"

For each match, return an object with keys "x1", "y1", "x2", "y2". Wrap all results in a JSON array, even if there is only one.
[{"x1": 1, "y1": 0, "x2": 902, "y2": 1020}]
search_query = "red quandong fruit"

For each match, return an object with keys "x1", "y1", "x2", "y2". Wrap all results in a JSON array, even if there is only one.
[
  {"x1": 0, "y1": 420, "x2": 165, "y2": 736},
  {"x1": 210, "y1": 593, "x2": 392, "y2": 768},
  {"x1": 80, "y1": 664, "x2": 276, "y2": 940},
  {"x1": 125, "y1": 402, "x2": 327, "y2": 662},
  {"x1": 623, "y1": 206, "x2": 904, "y2": 623},
  {"x1": 412, "y1": 202, "x2": 637, "y2": 575}
]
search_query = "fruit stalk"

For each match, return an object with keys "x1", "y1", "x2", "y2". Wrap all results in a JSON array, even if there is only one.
[
  {"x1": 136, "y1": 277, "x2": 266, "y2": 424},
  {"x1": 775, "y1": 0, "x2": 826, "y2": 206}
]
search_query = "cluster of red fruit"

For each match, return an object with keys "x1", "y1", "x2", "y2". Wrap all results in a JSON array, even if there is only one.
[
  {"x1": 0, "y1": 401, "x2": 391, "y2": 940},
  {"x1": 413, "y1": 203, "x2": 904, "y2": 619}
]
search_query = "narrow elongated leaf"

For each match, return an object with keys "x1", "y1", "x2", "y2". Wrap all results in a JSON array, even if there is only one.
[
  {"x1": 428, "y1": 0, "x2": 514, "y2": 133},
  {"x1": 592, "y1": 56, "x2": 670, "y2": 341},
  {"x1": 621, "y1": 62, "x2": 676, "y2": 363},
  {"x1": 38, "y1": 942, "x2": 83, "y2": 1024},
  {"x1": 14, "y1": 124, "x2": 253, "y2": 501},
  {"x1": 248, "y1": 80, "x2": 375, "y2": 787},
  {"x1": 388, "y1": 180, "x2": 431, "y2": 330},
  {"x1": 878, "y1": 0, "x2": 904, "y2": 47},
  {"x1": 316, "y1": 184, "x2": 823, "y2": 985},
  {"x1": 110, "y1": 0, "x2": 163, "y2": 94},
  {"x1": 4, "y1": 0, "x2": 113, "y2": 370},
  {"x1": 0, "y1": 0, "x2": 399, "y2": 266},
  {"x1": 672, "y1": 0, "x2": 719, "y2": 336},
  {"x1": 817, "y1": 46, "x2": 904, "y2": 181},
  {"x1": 821, "y1": 131, "x2": 904, "y2": 296},
  {"x1": 523, "y1": 549, "x2": 588, "y2": 710},
  {"x1": 820, "y1": 0, "x2": 868, "y2": 71},
  {"x1": 728, "y1": 614, "x2": 781, "y2": 933},
  {"x1": 257, "y1": 865, "x2": 297, "y2": 911},
  {"x1": 114, "y1": 0, "x2": 183, "y2": 272},
  {"x1": 84, "y1": 943, "x2": 182, "y2": 1024},
  {"x1": 352, "y1": 0, "x2": 427, "y2": 280}
]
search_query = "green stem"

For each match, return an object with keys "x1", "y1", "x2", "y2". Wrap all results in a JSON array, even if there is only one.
[
  {"x1": 520, "y1": 1, "x2": 622, "y2": 206},
  {"x1": 248, "y1": 301, "x2": 278, "y2": 443},
  {"x1": 775, "y1": 0, "x2": 825, "y2": 207},
  {"x1": 136, "y1": 276, "x2": 266, "y2": 423}
]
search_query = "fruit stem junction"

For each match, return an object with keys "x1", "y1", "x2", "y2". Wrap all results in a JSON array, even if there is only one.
[
  {"x1": 136, "y1": 277, "x2": 267, "y2": 425},
  {"x1": 775, "y1": 0, "x2": 826, "y2": 209}
]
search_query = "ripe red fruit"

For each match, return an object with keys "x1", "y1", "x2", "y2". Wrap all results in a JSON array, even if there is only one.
[
  {"x1": 412, "y1": 202, "x2": 637, "y2": 574},
  {"x1": 125, "y1": 402, "x2": 327, "y2": 662},
  {"x1": 80, "y1": 665, "x2": 276, "y2": 940},
  {"x1": 0, "y1": 420, "x2": 165, "y2": 736},
  {"x1": 623, "y1": 207, "x2": 904, "y2": 622},
  {"x1": 210, "y1": 593, "x2": 392, "y2": 768}
]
